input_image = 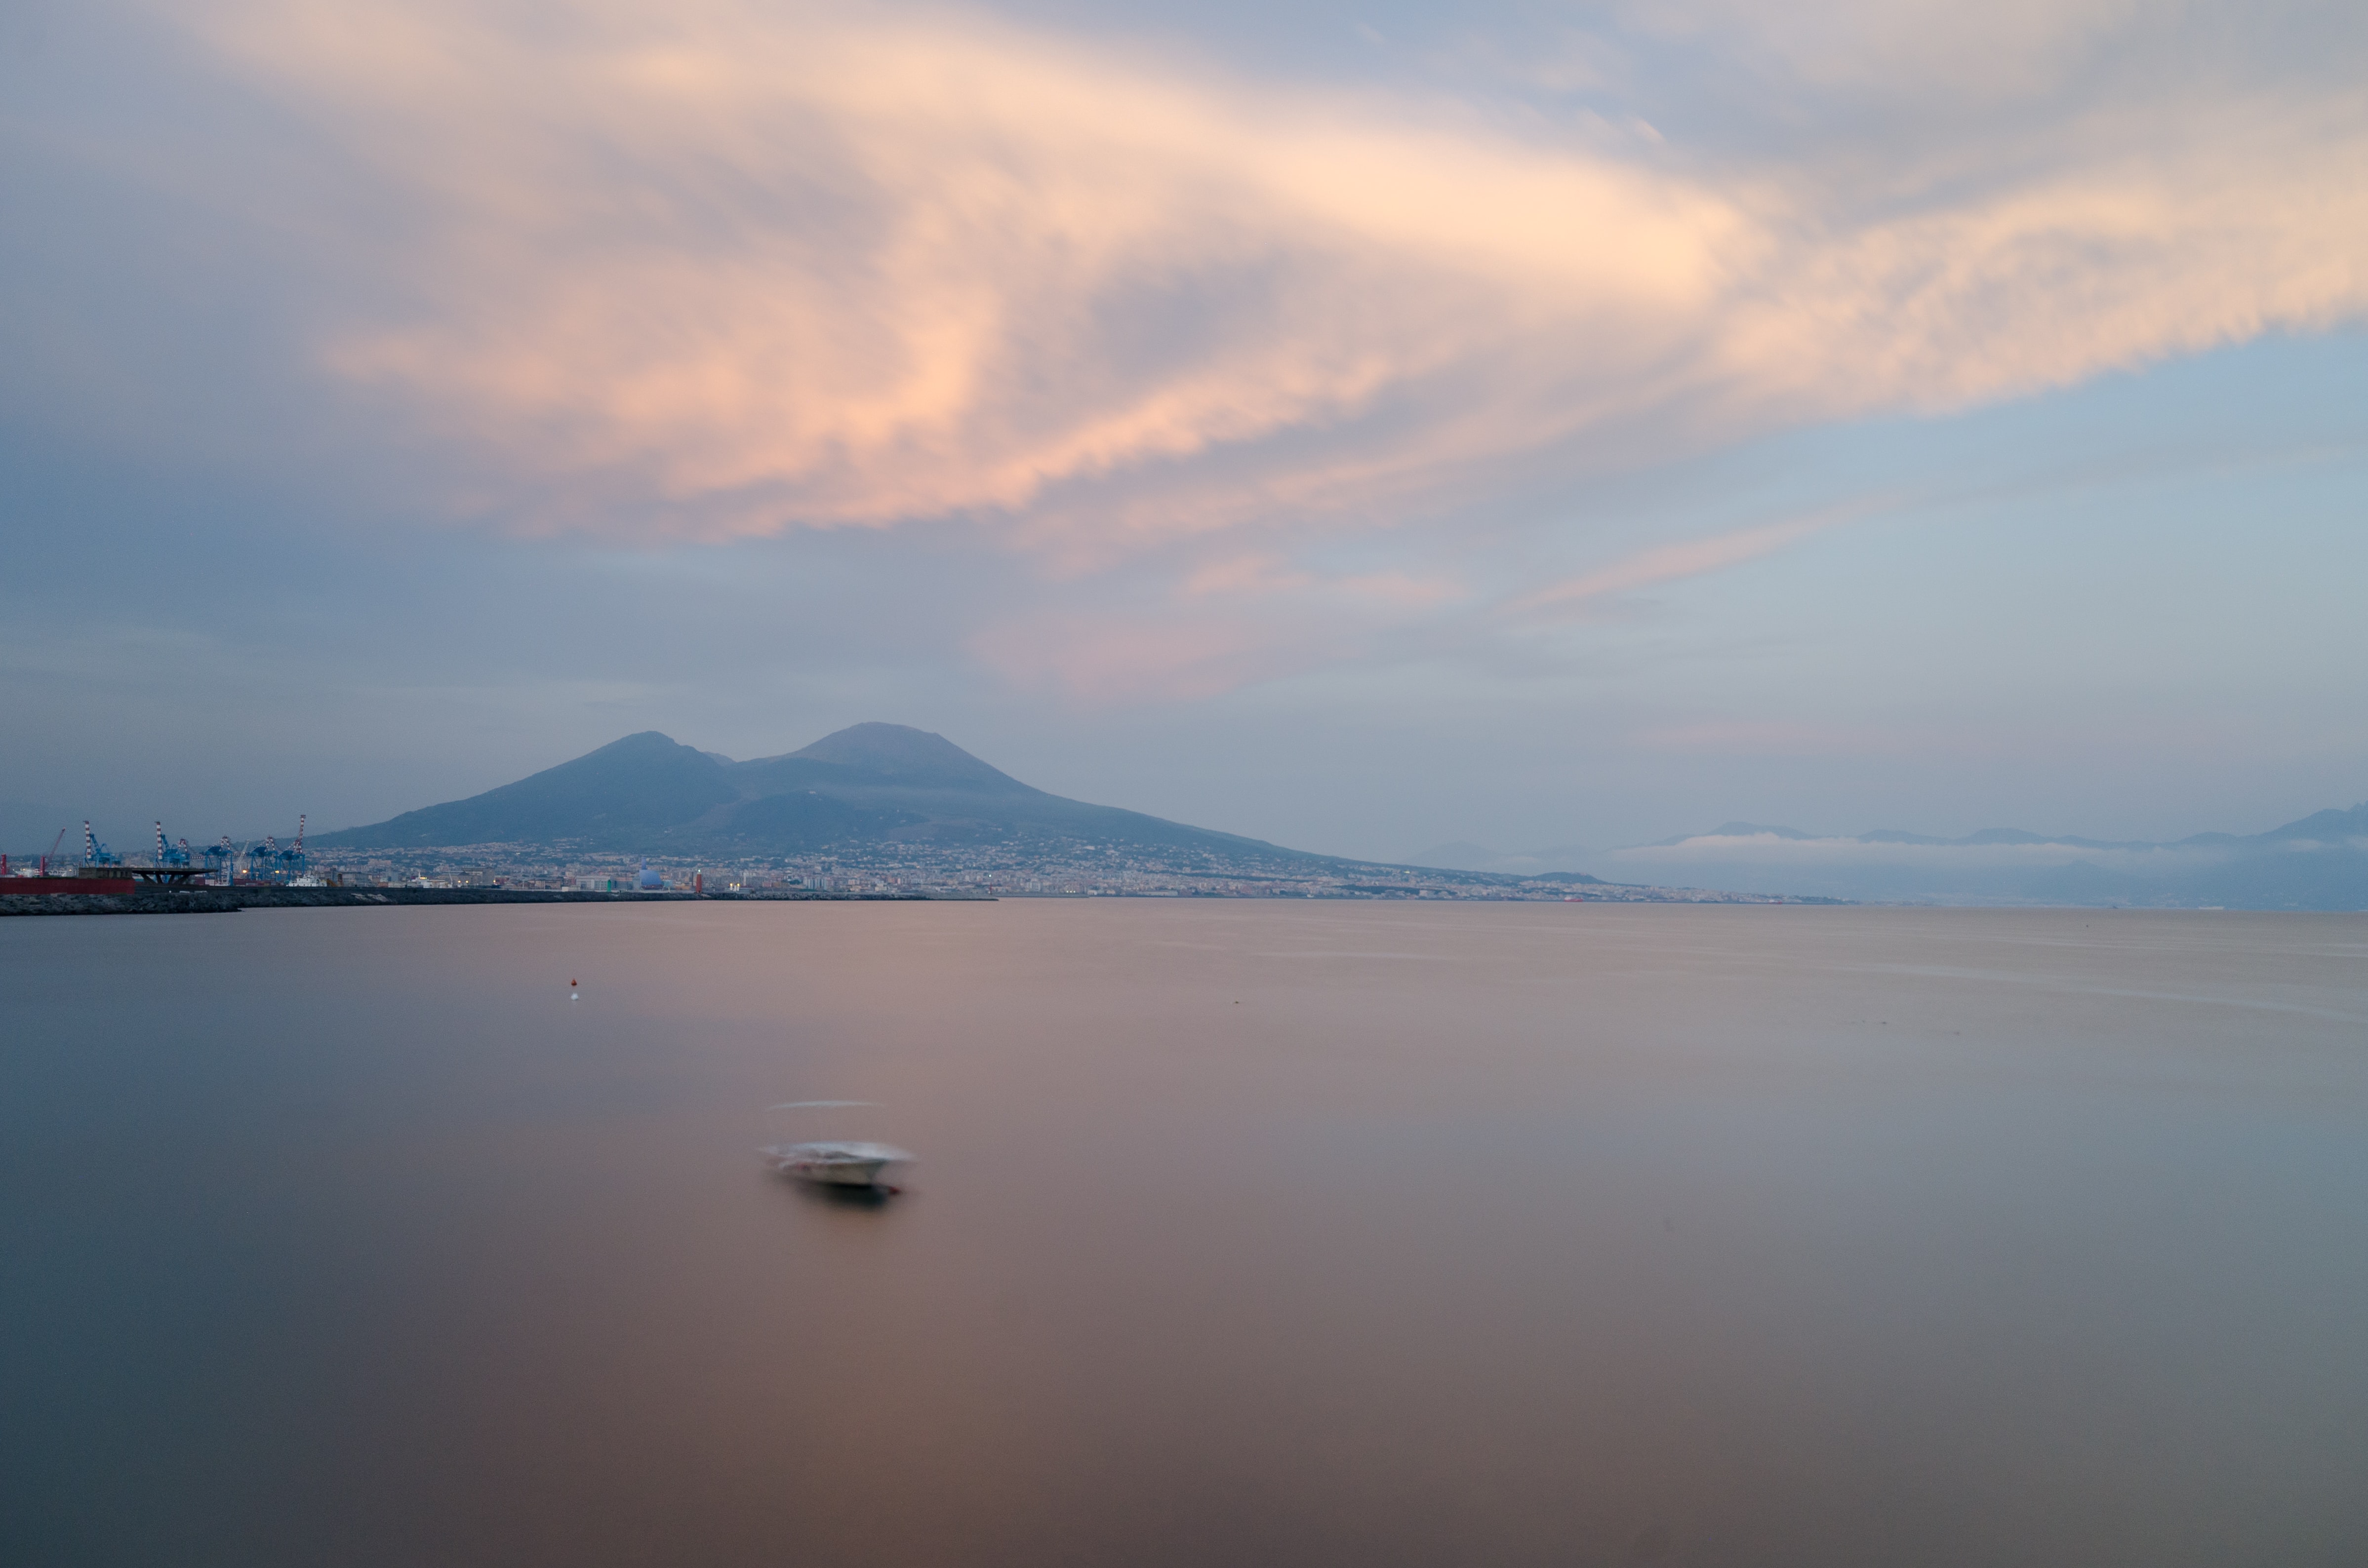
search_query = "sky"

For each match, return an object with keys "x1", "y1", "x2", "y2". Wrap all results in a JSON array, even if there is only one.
[{"x1": 3, "y1": 0, "x2": 2365, "y2": 861}]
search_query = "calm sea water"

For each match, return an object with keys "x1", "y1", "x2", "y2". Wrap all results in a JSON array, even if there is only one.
[{"x1": 4, "y1": 902, "x2": 2366, "y2": 1566}]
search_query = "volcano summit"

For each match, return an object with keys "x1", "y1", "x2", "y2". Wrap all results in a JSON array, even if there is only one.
[{"x1": 314, "y1": 723, "x2": 1319, "y2": 862}]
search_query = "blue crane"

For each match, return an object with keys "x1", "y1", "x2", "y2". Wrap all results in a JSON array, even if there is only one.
[{"x1": 83, "y1": 821, "x2": 122, "y2": 867}]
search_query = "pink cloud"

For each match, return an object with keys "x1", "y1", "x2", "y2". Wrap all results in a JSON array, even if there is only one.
[
  {"x1": 1335, "y1": 571, "x2": 1467, "y2": 609},
  {"x1": 969, "y1": 614, "x2": 1300, "y2": 705},
  {"x1": 1179, "y1": 554, "x2": 1464, "y2": 608},
  {"x1": 1510, "y1": 502, "x2": 1881, "y2": 617},
  {"x1": 1180, "y1": 554, "x2": 1316, "y2": 600},
  {"x1": 147, "y1": 0, "x2": 2368, "y2": 560}
]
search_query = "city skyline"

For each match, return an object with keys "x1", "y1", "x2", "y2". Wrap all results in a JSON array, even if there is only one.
[{"x1": 18, "y1": 719, "x2": 2356, "y2": 910}]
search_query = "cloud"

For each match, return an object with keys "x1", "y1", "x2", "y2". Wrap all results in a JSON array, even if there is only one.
[
  {"x1": 968, "y1": 612, "x2": 1300, "y2": 704},
  {"x1": 1618, "y1": 0, "x2": 2152, "y2": 101},
  {"x1": 1336, "y1": 571, "x2": 1466, "y2": 609},
  {"x1": 1181, "y1": 553, "x2": 1463, "y2": 607},
  {"x1": 179, "y1": 0, "x2": 1738, "y2": 547},
  {"x1": 122, "y1": 0, "x2": 2368, "y2": 557},
  {"x1": 1599, "y1": 830, "x2": 2240, "y2": 881},
  {"x1": 1509, "y1": 503, "x2": 1874, "y2": 616},
  {"x1": 1181, "y1": 554, "x2": 1316, "y2": 600},
  {"x1": 972, "y1": 554, "x2": 1469, "y2": 702}
]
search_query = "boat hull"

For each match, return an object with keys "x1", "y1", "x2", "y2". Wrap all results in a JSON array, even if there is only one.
[
  {"x1": 1, "y1": 877, "x2": 138, "y2": 895},
  {"x1": 791, "y1": 1157, "x2": 891, "y2": 1187},
  {"x1": 762, "y1": 1140, "x2": 913, "y2": 1190}
]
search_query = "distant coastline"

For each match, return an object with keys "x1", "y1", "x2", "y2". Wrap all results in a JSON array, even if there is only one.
[
  {"x1": 0, "y1": 886, "x2": 957, "y2": 918},
  {"x1": 17, "y1": 724, "x2": 1846, "y2": 909}
]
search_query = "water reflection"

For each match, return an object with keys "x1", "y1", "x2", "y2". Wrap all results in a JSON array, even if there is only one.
[
  {"x1": 780, "y1": 1176, "x2": 898, "y2": 1212},
  {"x1": 4, "y1": 904, "x2": 2366, "y2": 1566}
]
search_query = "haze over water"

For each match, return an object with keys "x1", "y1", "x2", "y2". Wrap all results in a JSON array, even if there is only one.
[{"x1": 6, "y1": 903, "x2": 2367, "y2": 1566}]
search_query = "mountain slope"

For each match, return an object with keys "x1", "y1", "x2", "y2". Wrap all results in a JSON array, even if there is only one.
[
  {"x1": 314, "y1": 732, "x2": 739, "y2": 849},
  {"x1": 769, "y1": 722, "x2": 1033, "y2": 792},
  {"x1": 318, "y1": 723, "x2": 1314, "y2": 860}
]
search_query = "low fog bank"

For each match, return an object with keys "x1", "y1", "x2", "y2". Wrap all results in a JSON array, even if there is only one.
[{"x1": 1416, "y1": 808, "x2": 2368, "y2": 908}]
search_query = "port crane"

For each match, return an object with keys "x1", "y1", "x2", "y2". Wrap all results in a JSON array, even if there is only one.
[
  {"x1": 153, "y1": 823, "x2": 193, "y2": 867},
  {"x1": 83, "y1": 821, "x2": 122, "y2": 867}
]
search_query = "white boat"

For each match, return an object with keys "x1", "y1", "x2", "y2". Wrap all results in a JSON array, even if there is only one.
[{"x1": 762, "y1": 1101, "x2": 914, "y2": 1191}]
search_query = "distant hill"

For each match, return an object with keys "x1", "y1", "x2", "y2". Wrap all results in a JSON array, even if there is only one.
[
  {"x1": 314, "y1": 723, "x2": 1325, "y2": 862},
  {"x1": 1591, "y1": 805, "x2": 2368, "y2": 909}
]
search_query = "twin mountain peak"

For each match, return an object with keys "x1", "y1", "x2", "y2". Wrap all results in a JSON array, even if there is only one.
[{"x1": 315, "y1": 723, "x2": 1298, "y2": 857}]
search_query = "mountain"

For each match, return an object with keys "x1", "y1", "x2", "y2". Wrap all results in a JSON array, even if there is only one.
[
  {"x1": 316, "y1": 733, "x2": 740, "y2": 849},
  {"x1": 310, "y1": 727, "x2": 2368, "y2": 906},
  {"x1": 1589, "y1": 806, "x2": 2368, "y2": 909},
  {"x1": 315, "y1": 723, "x2": 1317, "y2": 861},
  {"x1": 2255, "y1": 802, "x2": 2368, "y2": 844}
]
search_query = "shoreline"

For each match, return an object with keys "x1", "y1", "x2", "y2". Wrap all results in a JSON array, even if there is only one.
[{"x1": 0, "y1": 887, "x2": 968, "y2": 917}]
